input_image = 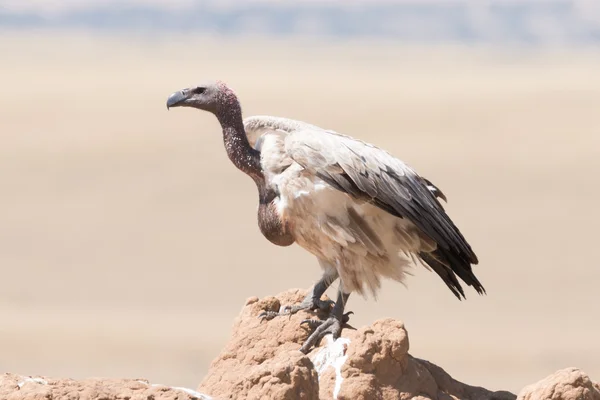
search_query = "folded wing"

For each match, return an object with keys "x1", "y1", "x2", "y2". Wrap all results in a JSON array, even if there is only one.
[
  {"x1": 284, "y1": 128, "x2": 485, "y2": 297},
  {"x1": 244, "y1": 115, "x2": 485, "y2": 298}
]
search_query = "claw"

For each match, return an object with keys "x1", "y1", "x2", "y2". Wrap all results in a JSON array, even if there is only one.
[
  {"x1": 298, "y1": 310, "x2": 355, "y2": 353},
  {"x1": 300, "y1": 319, "x2": 323, "y2": 330},
  {"x1": 342, "y1": 311, "x2": 354, "y2": 324},
  {"x1": 258, "y1": 310, "x2": 280, "y2": 321},
  {"x1": 299, "y1": 316, "x2": 344, "y2": 354},
  {"x1": 257, "y1": 297, "x2": 334, "y2": 322}
]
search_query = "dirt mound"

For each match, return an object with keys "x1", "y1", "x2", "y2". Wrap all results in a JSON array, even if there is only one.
[
  {"x1": 517, "y1": 367, "x2": 600, "y2": 400},
  {"x1": 198, "y1": 289, "x2": 515, "y2": 400},
  {"x1": 2, "y1": 290, "x2": 598, "y2": 400},
  {"x1": 0, "y1": 373, "x2": 213, "y2": 400}
]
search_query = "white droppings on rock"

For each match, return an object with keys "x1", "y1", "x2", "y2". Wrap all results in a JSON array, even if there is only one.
[
  {"x1": 310, "y1": 335, "x2": 351, "y2": 400},
  {"x1": 168, "y1": 385, "x2": 213, "y2": 400},
  {"x1": 17, "y1": 377, "x2": 48, "y2": 388},
  {"x1": 135, "y1": 379, "x2": 212, "y2": 399}
]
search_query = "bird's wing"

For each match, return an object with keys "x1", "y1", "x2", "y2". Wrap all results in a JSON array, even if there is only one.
[
  {"x1": 244, "y1": 115, "x2": 449, "y2": 204},
  {"x1": 243, "y1": 115, "x2": 323, "y2": 150},
  {"x1": 283, "y1": 128, "x2": 479, "y2": 266},
  {"x1": 245, "y1": 116, "x2": 484, "y2": 297}
]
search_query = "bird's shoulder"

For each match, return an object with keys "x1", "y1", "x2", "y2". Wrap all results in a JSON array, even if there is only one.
[
  {"x1": 243, "y1": 115, "x2": 321, "y2": 149},
  {"x1": 283, "y1": 126, "x2": 416, "y2": 184}
]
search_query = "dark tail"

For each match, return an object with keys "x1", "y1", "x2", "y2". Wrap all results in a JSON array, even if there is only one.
[{"x1": 420, "y1": 247, "x2": 486, "y2": 300}]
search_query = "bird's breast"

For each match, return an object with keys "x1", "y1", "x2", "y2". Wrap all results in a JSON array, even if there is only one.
[{"x1": 257, "y1": 198, "x2": 295, "y2": 247}]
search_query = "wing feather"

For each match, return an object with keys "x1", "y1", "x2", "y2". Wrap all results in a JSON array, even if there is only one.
[
  {"x1": 283, "y1": 129, "x2": 482, "y2": 294},
  {"x1": 244, "y1": 116, "x2": 484, "y2": 297}
]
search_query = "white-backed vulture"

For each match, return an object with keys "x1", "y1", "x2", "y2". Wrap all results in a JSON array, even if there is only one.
[{"x1": 167, "y1": 81, "x2": 485, "y2": 353}]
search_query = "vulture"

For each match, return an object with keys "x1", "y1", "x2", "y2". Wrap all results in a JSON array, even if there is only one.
[{"x1": 166, "y1": 81, "x2": 485, "y2": 353}]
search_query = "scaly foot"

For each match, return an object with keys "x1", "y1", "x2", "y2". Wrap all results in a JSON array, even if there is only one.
[
  {"x1": 258, "y1": 296, "x2": 335, "y2": 321},
  {"x1": 298, "y1": 311, "x2": 353, "y2": 354}
]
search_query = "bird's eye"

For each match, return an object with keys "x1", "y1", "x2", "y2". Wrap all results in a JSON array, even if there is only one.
[{"x1": 193, "y1": 87, "x2": 206, "y2": 94}]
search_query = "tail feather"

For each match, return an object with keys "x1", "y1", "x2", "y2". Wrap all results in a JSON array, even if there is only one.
[{"x1": 420, "y1": 247, "x2": 486, "y2": 300}]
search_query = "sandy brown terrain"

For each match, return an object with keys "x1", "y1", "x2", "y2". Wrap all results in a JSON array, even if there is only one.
[{"x1": 0, "y1": 32, "x2": 599, "y2": 394}]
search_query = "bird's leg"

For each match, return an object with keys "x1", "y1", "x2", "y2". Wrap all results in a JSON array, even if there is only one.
[
  {"x1": 299, "y1": 289, "x2": 352, "y2": 354},
  {"x1": 259, "y1": 272, "x2": 338, "y2": 321},
  {"x1": 282, "y1": 274, "x2": 337, "y2": 314}
]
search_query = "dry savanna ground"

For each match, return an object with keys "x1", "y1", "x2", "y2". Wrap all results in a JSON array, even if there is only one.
[{"x1": 0, "y1": 31, "x2": 599, "y2": 393}]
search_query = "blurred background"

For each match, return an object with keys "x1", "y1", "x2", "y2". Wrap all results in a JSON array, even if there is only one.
[{"x1": 1, "y1": 0, "x2": 599, "y2": 394}]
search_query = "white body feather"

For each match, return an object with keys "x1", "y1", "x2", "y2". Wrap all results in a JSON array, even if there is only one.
[{"x1": 245, "y1": 116, "x2": 437, "y2": 297}]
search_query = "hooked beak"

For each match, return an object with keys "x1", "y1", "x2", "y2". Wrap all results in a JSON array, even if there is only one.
[{"x1": 166, "y1": 90, "x2": 189, "y2": 110}]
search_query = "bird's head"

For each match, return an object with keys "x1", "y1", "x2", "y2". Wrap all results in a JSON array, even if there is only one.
[{"x1": 166, "y1": 80, "x2": 239, "y2": 115}]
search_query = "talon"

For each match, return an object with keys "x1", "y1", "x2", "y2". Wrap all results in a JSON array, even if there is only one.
[
  {"x1": 257, "y1": 297, "x2": 334, "y2": 322},
  {"x1": 342, "y1": 311, "x2": 354, "y2": 323},
  {"x1": 258, "y1": 310, "x2": 279, "y2": 321},
  {"x1": 299, "y1": 316, "x2": 344, "y2": 354},
  {"x1": 300, "y1": 319, "x2": 323, "y2": 330}
]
